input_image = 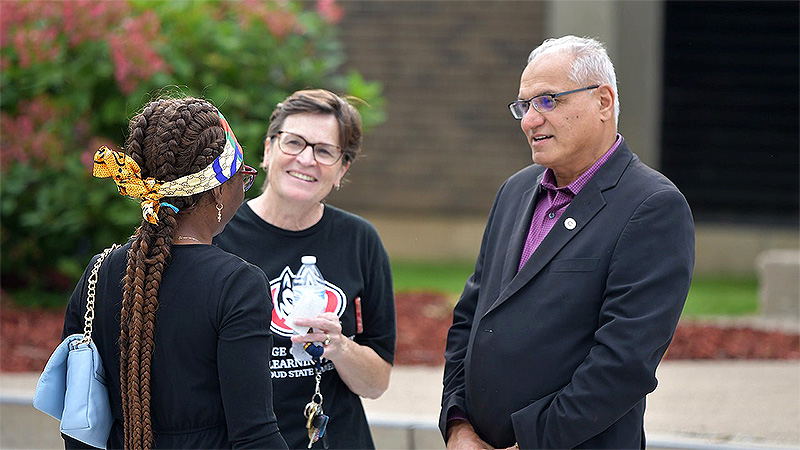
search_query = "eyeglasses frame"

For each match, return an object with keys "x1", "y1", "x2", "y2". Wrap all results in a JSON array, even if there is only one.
[
  {"x1": 272, "y1": 131, "x2": 344, "y2": 166},
  {"x1": 508, "y1": 84, "x2": 601, "y2": 119},
  {"x1": 240, "y1": 164, "x2": 258, "y2": 192}
]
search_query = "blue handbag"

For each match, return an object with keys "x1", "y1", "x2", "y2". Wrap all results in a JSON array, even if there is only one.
[{"x1": 33, "y1": 246, "x2": 117, "y2": 449}]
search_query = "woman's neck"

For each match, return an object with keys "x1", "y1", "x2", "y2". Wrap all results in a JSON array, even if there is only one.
[
  {"x1": 173, "y1": 223, "x2": 213, "y2": 245},
  {"x1": 249, "y1": 190, "x2": 324, "y2": 231},
  {"x1": 172, "y1": 204, "x2": 217, "y2": 244}
]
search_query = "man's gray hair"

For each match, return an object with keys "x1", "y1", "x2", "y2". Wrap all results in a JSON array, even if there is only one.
[{"x1": 528, "y1": 35, "x2": 619, "y2": 124}]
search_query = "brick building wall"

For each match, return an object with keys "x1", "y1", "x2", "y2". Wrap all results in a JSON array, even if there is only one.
[{"x1": 327, "y1": 1, "x2": 546, "y2": 217}]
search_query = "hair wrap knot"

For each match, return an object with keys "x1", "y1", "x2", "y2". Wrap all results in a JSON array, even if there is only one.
[{"x1": 92, "y1": 146, "x2": 167, "y2": 224}]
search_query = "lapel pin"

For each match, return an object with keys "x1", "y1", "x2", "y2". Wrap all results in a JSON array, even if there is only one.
[{"x1": 564, "y1": 217, "x2": 577, "y2": 230}]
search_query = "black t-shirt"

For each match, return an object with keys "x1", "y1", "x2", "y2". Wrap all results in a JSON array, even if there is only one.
[
  {"x1": 62, "y1": 242, "x2": 287, "y2": 449},
  {"x1": 214, "y1": 203, "x2": 396, "y2": 450}
]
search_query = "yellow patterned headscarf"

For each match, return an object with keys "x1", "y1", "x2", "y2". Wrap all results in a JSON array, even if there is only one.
[{"x1": 92, "y1": 110, "x2": 244, "y2": 224}]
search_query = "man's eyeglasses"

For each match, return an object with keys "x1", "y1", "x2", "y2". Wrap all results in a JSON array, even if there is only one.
[
  {"x1": 240, "y1": 164, "x2": 257, "y2": 192},
  {"x1": 508, "y1": 85, "x2": 600, "y2": 119},
  {"x1": 273, "y1": 131, "x2": 343, "y2": 166}
]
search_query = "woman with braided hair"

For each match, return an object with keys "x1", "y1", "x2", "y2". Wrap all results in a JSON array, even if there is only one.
[{"x1": 61, "y1": 97, "x2": 288, "y2": 449}]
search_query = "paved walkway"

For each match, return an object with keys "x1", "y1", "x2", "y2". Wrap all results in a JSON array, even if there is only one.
[
  {"x1": 362, "y1": 360, "x2": 800, "y2": 449},
  {"x1": 3, "y1": 360, "x2": 799, "y2": 449}
]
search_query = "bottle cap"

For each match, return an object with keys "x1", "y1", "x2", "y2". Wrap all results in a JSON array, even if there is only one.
[{"x1": 301, "y1": 255, "x2": 317, "y2": 264}]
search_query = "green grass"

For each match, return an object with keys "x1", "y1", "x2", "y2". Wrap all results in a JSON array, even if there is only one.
[
  {"x1": 682, "y1": 275, "x2": 758, "y2": 317},
  {"x1": 391, "y1": 260, "x2": 759, "y2": 316},
  {"x1": 391, "y1": 260, "x2": 475, "y2": 296}
]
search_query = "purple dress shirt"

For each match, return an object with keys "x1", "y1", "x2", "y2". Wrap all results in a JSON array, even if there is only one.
[{"x1": 518, "y1": 134, "x2": 623, "y2": 271}]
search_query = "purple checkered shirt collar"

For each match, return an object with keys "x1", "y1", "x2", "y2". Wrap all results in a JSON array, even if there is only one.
[{"x1": 540, "y1": 134, "x2": 623, "y2": 194}]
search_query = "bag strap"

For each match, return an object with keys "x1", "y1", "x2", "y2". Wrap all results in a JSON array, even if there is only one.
[{"x1": 79, "y1": 245, "x2": 118, "y2": 345}]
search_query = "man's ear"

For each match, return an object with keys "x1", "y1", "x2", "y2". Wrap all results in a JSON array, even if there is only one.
[{"x1": 598, "y1": 84, "x2": 615, "y2": 122}]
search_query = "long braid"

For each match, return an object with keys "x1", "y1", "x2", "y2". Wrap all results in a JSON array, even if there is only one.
[
  {"x1": 121, "y1": 100, "x2": 162, "y2": 449},
  {"x1": 119, "y1": 98, "x2": 226, "y2": 450},
  {"x1": 123, "y1": 234, "x2": 149, "y2": 449},
  {"x1": 138, "y1": 214, "x2": 176, "y2": 448}
]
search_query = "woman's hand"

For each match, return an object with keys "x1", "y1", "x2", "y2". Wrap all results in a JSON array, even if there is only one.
[
  {"x1": 290, "y1": 311, "x2": 391, "y2": 399},
  {"x1": 290, "y1": 312, "x2": 345, "y2": 358}
]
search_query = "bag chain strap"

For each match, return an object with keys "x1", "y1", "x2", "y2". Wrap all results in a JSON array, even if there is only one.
[{"x1": 79, "y1": 245, "x2": 118, "y2": 345}]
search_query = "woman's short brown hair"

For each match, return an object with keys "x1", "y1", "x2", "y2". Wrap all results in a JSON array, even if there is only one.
[{"x1": 266, "y1": 89, "x2": 362, "y2": 164}]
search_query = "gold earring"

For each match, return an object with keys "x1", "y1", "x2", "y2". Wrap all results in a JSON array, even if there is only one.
[{"x1": 216, "y1": 203, "x2": 223, "y2": 223}]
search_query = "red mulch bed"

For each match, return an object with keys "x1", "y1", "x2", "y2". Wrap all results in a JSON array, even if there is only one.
[
  {"x1": 665, "y1": 323, "x2": 800, "y2": 360},
  {"x1": 393, "y1": 292, "x2": 800, "y2": 365},
  {"x1": 1, "y1": 301, "x2": 66, "y2": 372},
  {"x1": 2, "y1": 292, "x2": 798, "y2": 372}
]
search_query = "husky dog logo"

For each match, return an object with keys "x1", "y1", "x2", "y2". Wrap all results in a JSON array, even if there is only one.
[{"x1": 269, "y1": 265, "x2": 347, "y2": 337}]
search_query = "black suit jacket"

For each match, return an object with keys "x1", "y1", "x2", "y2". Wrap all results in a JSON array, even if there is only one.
[{"x1": 439, "y1": 141, "x2": 695, "y2": 449}]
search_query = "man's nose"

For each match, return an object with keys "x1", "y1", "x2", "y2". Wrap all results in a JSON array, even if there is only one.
[{"x1": 521, "y1": 106, "x2": 545, "y2": 130}]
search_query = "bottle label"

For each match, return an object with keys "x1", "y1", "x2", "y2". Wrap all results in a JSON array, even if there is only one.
[
  {"x1": 285, "y1": 286, "x2": 327, "y2": 335},
  {"x1": 268, "y1": 265, "x2": 347, "y2": 338}
]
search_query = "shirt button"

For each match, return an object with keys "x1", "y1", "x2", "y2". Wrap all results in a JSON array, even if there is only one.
[{"x1": 548, "y1": 212, "x2": 555, "y2": 219}]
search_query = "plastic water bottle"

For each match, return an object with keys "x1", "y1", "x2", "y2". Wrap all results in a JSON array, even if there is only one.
[{"x1": 286, "y1": 256, "x2": 328, "y2": 335}]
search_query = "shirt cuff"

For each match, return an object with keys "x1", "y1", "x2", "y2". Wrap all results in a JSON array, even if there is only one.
[{"x1": 446, "y1": 406, "x2": 469, "y2": 423}]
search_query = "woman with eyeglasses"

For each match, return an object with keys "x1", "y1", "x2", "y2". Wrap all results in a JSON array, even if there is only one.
[
  {"x1": 214, "y1": 89, "x2": 396, "y2": 449},
  {"x1": 61, "y1": 97, "x2": 287, "y2": 449}
]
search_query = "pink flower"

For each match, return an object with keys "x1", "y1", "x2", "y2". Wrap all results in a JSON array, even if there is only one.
[
  {"x1": 7, "y1": 10, "x2": 61, "y2": 68},
  {"x1": 0, "y1": 98, "x2": 65, "y2": 171},
  {"x1": 0, "y1": 2, "x2": 18, "y2": 45},
  {"x1": 62, "y1": 0, "x2": 131, "y2": 47},
  {"x1": 108, "y1": 11, "x2": 169, "y2": 94},
  {"x1": 232, "y1": 0, "x2": 299, "y2": 38},
  {"x1": 263, "y1": 9, "x2": 296, "y2": 38},
  {"x1": 316, "y1": 0, "x2": 343, "y2": 24}
]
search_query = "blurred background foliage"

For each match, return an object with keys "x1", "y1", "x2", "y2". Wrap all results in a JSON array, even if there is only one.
[{"x1": 0, "y1": 0, "x2": 385, "y2": 302}]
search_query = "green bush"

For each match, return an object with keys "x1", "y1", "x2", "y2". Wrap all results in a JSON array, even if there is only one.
[{"x1": 0, "y1": 0, "x2": 385, "y2": 303}]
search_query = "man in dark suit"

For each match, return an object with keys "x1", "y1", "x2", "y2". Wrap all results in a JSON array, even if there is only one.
[{"x1": 439, "y1": 36, "x2": 695, "y2": 449}]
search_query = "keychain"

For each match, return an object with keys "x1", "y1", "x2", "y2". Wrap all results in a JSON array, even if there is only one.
[{"x1": 303, "y1": 342, "x2": 330, "y2": 449}]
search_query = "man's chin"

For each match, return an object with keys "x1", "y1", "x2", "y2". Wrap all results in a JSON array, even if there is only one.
[{"x1": 530, "y1": 150, "x2": 548, "y2": 166}]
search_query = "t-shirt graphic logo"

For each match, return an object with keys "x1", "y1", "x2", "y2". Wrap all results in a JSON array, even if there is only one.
[{"x1": 269, "y1": 265, "x2": 347, "y2": 337}]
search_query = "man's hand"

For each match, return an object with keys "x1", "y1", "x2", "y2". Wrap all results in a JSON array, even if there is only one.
[{"x1": 446, "y1": 421, "x2": 495, "y2": 450}]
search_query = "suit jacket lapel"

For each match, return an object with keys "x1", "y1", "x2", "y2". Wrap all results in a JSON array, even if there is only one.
[
  {"x1": 487, "y1": 142, "x2": 635, "y2": 316},
  {"x1": 500, "y1": 174, "x2": 544, "y2": 289}
]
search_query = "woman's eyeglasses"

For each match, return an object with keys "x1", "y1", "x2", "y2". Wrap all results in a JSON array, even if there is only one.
[
  {"x1": 273, "y1": 131, "x2": 343, "y2": 166},
  {"x1": 240, "y1": 164, "x2": 257, "y2": 192}
]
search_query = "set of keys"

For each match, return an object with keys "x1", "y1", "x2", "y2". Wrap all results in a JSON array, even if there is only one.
[{"x1": 303, "y1": 362, "x2": 329, "y2": 448}]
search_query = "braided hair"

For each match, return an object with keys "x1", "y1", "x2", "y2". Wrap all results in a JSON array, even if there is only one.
[{"x1": 120, "y1": 97, "x2": 227, "y2": 450}]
